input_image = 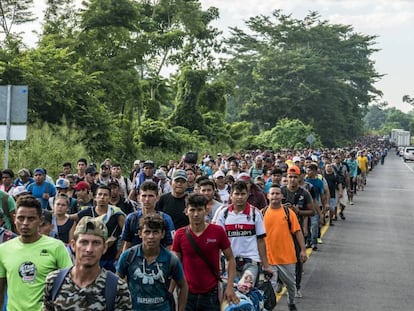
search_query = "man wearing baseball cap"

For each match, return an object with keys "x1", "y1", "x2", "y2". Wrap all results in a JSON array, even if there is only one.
[
  {"x1": 49, "y1": 178, "x2": 78, "y2": 214},
  {"x1": 157, "y1": 169, "x2": 189, "y2": 229},
  {"x1": 72, "y1": 181, "x2": 93, "y2": 211},
  {"x1": 133, "y1": 160, "x2": 159, "y2": 195},
  {"x1": 26, "y1": 168, "x2": 56, "y2": 210},
  {"x1": 281, "y1": 165, "x2": 315, "y2": 298},
  {"x1": 43, "y1": 217, "x2": 132, "y2": 310}
]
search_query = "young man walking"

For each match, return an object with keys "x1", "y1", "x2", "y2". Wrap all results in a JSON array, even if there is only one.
[
  {"x1": 264, "y1": 184, "x2": 307, "y2": 311},
  {"x1": 71, "y1": 185, "x2": 126, "y2": 272},
  {"x1": 0, "y1": 195, "x2": 72, "y2": 310},
  {"x1": 117, "y1": 214, "x2": 187, "y2": 311},
  {"x1": 213, "y1": 181, "x2": 272, "y2": 285},
  {"x1": 42, "y1": 217, "x2": 132, "y2": 310},
  {"x1": 121, "y1": 181, "x2": 175, "y2": 251},
  {"x1": 173, "y1": 193, "x2": 239, "y2": 311}
]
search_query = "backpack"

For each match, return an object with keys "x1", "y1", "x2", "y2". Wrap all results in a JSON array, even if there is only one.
[
  {"x1": 332, "y1": 165, "x2": 345, "y2": 186},
  {"x1": 50, "y1": 267, "x2": 119, "y2": 311},
  {"x1": 125, "y1": 245, "x2": 178, "y2": 309}
]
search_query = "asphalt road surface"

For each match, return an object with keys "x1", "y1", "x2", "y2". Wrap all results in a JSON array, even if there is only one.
[{"x1": 277, "y1": 152, "x2": 414, "y2": 311}]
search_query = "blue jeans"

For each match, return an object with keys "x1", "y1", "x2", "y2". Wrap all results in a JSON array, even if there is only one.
[
  {"x1": 185, "y1": 286, "x2": 220, "y2": 311},
  {"x1": 310, "y1": 212, "x2": 320, "y2": 246},
  {"x1": 329, "y1": 198, "x2": 336, "y2": 212}
]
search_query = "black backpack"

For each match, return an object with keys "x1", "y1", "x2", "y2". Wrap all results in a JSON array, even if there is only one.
[{"x1": 333, "y1": 165, "x2": 345, "y2": 186}]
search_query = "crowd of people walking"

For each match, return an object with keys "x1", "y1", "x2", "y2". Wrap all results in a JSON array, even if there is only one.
[{"x1": 0, "y1": 138, "x2": 390, "y2": 310}]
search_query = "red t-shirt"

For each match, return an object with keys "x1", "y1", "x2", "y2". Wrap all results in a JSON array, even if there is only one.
[{"x1": 172, "y1": 224, "x2": 230, "y2": 294}]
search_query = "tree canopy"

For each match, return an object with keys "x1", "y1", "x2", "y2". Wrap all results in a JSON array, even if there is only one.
[
  {"x1": 222, "y1": 10, "x2": 383, "y2": 146},
  {"x1": 1, "y1": 3, "x2": 409, "y2": 170}
]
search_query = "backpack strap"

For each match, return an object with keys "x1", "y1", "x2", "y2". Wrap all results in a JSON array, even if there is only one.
[
  {"x1": 125, "y1": 245, "x2": 139, "y2": 266},
  {"x1": 105, "y1": 271, "x2": 119, "y2": 311},
  {"x1": 168, "y1": 252, "x2": 179, "y2": 277},
  {"x1": 224, "y1": 204, "x2": 256, "y2": 222},
  {"x1": 223, "y1": 206, "x2": 229, "y2": 219},
  {"x1": 293, "y1": 187, "x2": 303, "y2": 206},
  {"x1": 283, "y1": 205, "x2": 292, "y2": 231},
  {"x1": 51, "y1": 267, "x2": 72, "y2": 303},
  {"x1": 129, "y1": 212, "x2": 140, "y2": 236},
  {"x1": 123, "y1": 176, "x2": 129, "y2": 192}
]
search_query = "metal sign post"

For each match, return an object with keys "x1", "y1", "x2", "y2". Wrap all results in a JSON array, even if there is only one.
[
  {"x1": 0, "y1": 85, "x2": 28, "y2": 168},
  {"x1": 5, "y1": 85, "x2": 12, "y2": 168}
]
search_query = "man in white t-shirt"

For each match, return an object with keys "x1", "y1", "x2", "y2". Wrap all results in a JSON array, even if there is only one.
[
  {"x1": 213, "y1": 170, "x2": 230, "y2": 206},
  {"x1": 213, "y1": 180, "x2": 272, "y2": 284}
]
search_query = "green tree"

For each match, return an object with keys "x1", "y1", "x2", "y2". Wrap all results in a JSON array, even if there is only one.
[
  {"x1": 254, "y1": 118, "x2": 320, "y2": 150},
  {"x1": 403, "y1": 95, "x2": 414, "y2": 106},
  {"x1": 223, "y1": 10, "x2": 382, "y2": 146},
  {"x1": 364, "y1": 102, "x2": 388, "y2": 131},
  {"x1": 384, "y1": 108, "x2": 412, "y2": 131},
  {"x1": 169, "y1": 67, "x2": 206, "y2": 132}
]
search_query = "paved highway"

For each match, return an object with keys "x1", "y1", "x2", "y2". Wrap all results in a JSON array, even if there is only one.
[{"x1": 277, "y1": 152, "x2": 414, "y2": 310}]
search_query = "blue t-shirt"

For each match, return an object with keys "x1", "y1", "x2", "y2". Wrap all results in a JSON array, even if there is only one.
[
  {"x1": 122, "y1": 210, "x2": 175, "y2": 247},
  {"x1": 117, "y1": 245, "x2": 184, "y2": 311},
  {"x1": 264, "y1": 179, "x2": 273, "y2": 194},
  {"x1": 304, "y1": 177, "x2": 324, "y2": 204},
  {"x1": 26, "y1": 181, "x2": 56, "y2": 209},
  {"x1": 345, "y1": 158, "x2": 358, "y2": 178}
]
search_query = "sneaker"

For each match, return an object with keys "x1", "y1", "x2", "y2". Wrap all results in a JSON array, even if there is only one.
[
  {"x1": 339, "y1": 212, "x2": 346, "y2": 220},
  {"x1": 312, "y1": 245, "x2": 318, "y2": 251},
  {"x1": 317, "y1": 238, "x2": 323, "y2": 244},
  {"x1": 349, "y1": 200, "x2": 354, "y2": 205},
  {"x1": 288, "y1": 304, "x2": 298, "y2": 311},
  {"x1": 295, "y1": 289, "x2": 303, "y2": 298}
]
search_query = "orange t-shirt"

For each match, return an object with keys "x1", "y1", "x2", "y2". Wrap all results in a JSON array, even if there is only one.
[{"x1": 263, "y1": 207, "x2": 301, "y2": 265}]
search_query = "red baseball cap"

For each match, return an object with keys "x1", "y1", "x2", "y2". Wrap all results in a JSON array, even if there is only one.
[{"x1": 73, "y1": 181, "x2": 90, "y2": 191}]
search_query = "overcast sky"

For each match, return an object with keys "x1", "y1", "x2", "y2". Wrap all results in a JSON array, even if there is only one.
[{"x1": 23, "y1": 0, "x2": 414, "y2": 112}]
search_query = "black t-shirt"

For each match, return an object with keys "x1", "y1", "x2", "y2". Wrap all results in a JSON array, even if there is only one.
[
  {"x1": 156, "y1": 193, "x2": 188, "y2": 229},
  {"x1": 281, "y1": 186, "x2": 313, "y2": 226},
  {"x1": 57, "y1": 218, "x2": 75, "y2": 244},
  {"x1": 112, "y1": 198, "x2": 135, "y2": 215},
  {"x1": 324, "y1": 172, "x2": 338, "y2": 198}
]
